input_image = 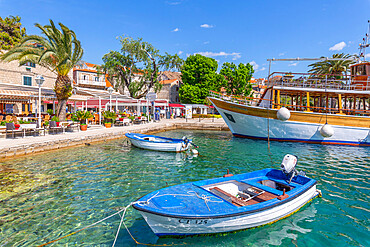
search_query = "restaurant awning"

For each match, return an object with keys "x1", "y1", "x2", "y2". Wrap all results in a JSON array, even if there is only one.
[{"x1": 169, "y1": 103, "x2": 185, "y2": 108}]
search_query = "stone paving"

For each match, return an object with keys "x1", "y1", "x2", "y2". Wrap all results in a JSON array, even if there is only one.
[{"x1": 0, "y1": 118, "x2": 228, "y2": 159}]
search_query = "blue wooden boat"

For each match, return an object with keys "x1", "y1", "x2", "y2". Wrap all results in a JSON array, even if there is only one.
[
  {"x1": 133, "y1": 155, "x2": 321, "y2": 236},
  {"x1": 125, "y1": 133, "x2": 193, "y2": 152}
]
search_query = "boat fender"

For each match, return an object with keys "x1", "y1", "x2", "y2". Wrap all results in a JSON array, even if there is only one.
[
  {"x1": 277, "y1": 189, "x2": 289, "y2": 200},
  {"x1": 320, "y1": 124, "x2": 334, "y2": 137},
  {"x1": 277, "y1": 107, "x2": 290, "y2": 121},
  {"x1": 192, "y1": 149, "x2": 199, "y2": 155},
  {"x1": 223, "y1": 169, "x2": 234, "y2": 178}
]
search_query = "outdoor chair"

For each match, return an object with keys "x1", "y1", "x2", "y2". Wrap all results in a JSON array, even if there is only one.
[
  {"x1": 5, "y1": 115, "x2": 12, "y2": 122},
  {"x1": 87, "y1": 117, "x2": 94, "y2": 125},
  {"x1": 5, "y1": 122, "x2": 24, "y2": 138},
  {"x1": 94, "y1": 114, "x2": 100, "y2": 125},
  {"x1": 12, "y1": 116, "x2": 18, "y2": 124},
  {"x1": 29, "y1": 121, "x2": 46, "y2": 136},
  {"x1": 66, "y1": 122, "x2": 80, "y2": 132},
  {"x1": 0, "y1": 115, "x2": 3, "y2": 121},
  {"x1": 49, "y1": 121, "x2": 63, "y2": 134}
]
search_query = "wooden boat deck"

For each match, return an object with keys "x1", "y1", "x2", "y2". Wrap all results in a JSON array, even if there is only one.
[{"x1": 210, "y1": 186, "x2": 278, "y2": 207}]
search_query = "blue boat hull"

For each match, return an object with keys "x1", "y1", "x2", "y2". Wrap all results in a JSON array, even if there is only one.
[{"x1": 133, "y1": 169, "x2": 320, "y2": 236}]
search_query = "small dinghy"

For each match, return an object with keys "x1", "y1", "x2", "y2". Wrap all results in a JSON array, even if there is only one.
[
  {"x1": 133, "y1": 154, "x2": 321, "y2": 236},
  {"x1": 125, "y1": 133, "x2": 194, "y2": 152}
]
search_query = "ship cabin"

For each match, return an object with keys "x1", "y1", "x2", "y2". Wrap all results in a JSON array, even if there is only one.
[{"x1": 258, "y1": 71, "x2": 370, "y2": 116}]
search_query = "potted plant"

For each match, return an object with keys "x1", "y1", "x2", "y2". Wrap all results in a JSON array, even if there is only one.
[
  {"x1": 46, "y1": 109, "x2": 54, "y2": 115},
  {"x1": 75, "y1": 111, "x2": 93, "y2": 131},
  {"x1": 102, "y1": 111, "x2": 117, "y2": 128},
  {"x1": 51, "y1": 116, "x2": 60, "y2": 126}
]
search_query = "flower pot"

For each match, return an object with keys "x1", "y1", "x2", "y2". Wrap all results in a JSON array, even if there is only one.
[
  {"x1": 80, "y1": 125, "x2": 87, "y2": 131},
  {"x1": 105, "y1": 123, "x2": 112, "y2": 128}
]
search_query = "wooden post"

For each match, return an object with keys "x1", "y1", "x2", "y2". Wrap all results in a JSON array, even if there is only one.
[
  {"x1": 338, "y1": 94, "x2": 343, "y2": 114},
  {"x1": 326, "y1": 94, "x2": 329, "y2": 114},
  {"x1": 276, "y1": 90, "x2": 280, "y2": 109},
  {"x1": 271, "y1": 89, "x2": 275, "y2": 109},
  {"x1": 306, "y1": 92, "x2": 311, "y2": 112},
  {"x1": 300, "y1": 93, "x2": 303, "y2": 111},
  {"x1": 354, "y1": 95, "x2": 357, "y2": 115}
]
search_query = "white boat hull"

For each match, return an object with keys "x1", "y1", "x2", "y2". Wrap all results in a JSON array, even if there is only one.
[
  {"x1": 209, "y1": 98, "x2": 370, "y2": 146},
  {"x1": 138, "y1": 185, "x2": 318, "y2": 236},
  {"x1": 129, "y1": 138, "x2": 190, "y2": 152}
]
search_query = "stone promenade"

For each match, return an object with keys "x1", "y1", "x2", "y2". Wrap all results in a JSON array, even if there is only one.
[{"x1": 0, "y1": 118, "x2": 228, "y2": 159}]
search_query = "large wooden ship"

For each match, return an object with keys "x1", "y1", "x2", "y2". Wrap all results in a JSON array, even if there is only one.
[{"x1": 208, "y1": 61, "x2": 370, "y2": 146}]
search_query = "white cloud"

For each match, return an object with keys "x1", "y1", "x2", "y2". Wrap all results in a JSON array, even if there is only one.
[
  {"x1": 250, "y1": 61, "x2": 259, "y2": 70},
  {"x1": 178, "y1": 51, "x2": 183, "y2": 55},
  {"x1": 203, "y1": 41, "x2": 210, "y2": 45},
  {"x1": 278, "y1": 52, "x2": 285, "y2": 56},
  {"x1": 260, "y1": 67, "x2": 266, "y2": 71},
  {"x1": 329, "y1": 41, "x2": 346, "y2": 51},
  {"x1": 172, "y1": 28, "x2": 179, "y2": 32},
  {"x1": 200, "y1": 24, "x2": 213, "y2": 28},
  {"x1": 365, "y1": 53, "x2": 370, "y2": 58},
  {"x1": 288, "y1": 62, "x2": 298, "y2": 67},
  {"x1": 195, "y1": 51, "x2": 241, "y2": 60}
]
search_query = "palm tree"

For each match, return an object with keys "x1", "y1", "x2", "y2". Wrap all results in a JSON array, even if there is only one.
[
  {"x1": 308, "y1": 53, "x2": 356, "y2": 78},
  {"x1": 1, "y1": 19, "x2": 83, "y2": 121}
]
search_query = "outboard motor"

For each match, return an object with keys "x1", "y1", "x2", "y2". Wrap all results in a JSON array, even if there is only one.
[
  {"x1": 281, "y1": 154, "x2": 305, "y2": 184},
  {"x1": 182, "y1": 136, "x2": 189, "y2": 144}
]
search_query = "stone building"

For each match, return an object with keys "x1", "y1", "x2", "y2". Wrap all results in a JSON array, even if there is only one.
[
  {"x1": 73, "y1": 62, "x2": 111, "y2": 90},
  {"x1": 157, "y1": 79, "x2": 181, "y2": 103},
  {"x1": 0, "y1": 59, "x2": 73, "y2": 114}
]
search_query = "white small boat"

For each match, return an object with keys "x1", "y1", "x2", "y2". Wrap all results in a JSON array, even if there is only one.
[
  {"x1": 125, "y1": 133, "x2": 193, "y2": 152},
  {"x1": 133, "y1": 154, "x2": 321, "y2": 236}
]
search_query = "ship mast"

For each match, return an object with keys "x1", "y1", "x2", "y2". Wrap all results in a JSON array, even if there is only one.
[{"x1": 359, "y1": 20, "x2": 370, "y2": 60}]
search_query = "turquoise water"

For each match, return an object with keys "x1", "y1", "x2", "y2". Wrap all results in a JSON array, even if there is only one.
[{"x1": 0, "y1": 130, "x2": 369, "y2": 246}]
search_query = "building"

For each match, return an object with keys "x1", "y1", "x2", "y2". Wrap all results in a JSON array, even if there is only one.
[
  {"x1": 157, "y1": 79, "x2": 181, "y2": 103},
  {"x1": 73, "y1": 62, "x2": 111, "y2": 90},
  {"x1": 0, "y1": 59, "x2": 79, "y2": 114}
]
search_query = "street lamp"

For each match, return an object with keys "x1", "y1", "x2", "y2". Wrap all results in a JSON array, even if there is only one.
[
  {"x1": 35, "y1": 75, "x2": 45, "y2": 128},
  {"x1": 108, "y1": 86, "x2": 114, "y2": 111}
]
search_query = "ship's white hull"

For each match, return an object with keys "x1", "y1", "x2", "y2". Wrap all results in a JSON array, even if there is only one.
[
  {"x1": 129, "y1": 138, "x2": 190, "y2": 152},
  {"x1": 138, "y1": 185, "x2": 318, "y2": 236},
  {"x1": 210, "y1": 99, "x2": 370, "y2": 146}
]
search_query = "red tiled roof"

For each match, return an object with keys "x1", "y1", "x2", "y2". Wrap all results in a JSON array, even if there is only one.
[{"x1": 160, "y1": 79, "x2": 177, "y2": 84}]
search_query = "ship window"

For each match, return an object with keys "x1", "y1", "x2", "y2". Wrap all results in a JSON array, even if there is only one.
[{"x1": 224, "y1": 112, "x2": 235, "y2": 123}]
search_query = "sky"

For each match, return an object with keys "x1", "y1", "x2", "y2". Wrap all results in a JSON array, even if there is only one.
[{"x1": 1, "y1": 0, "x2": 370, "y2": 78}]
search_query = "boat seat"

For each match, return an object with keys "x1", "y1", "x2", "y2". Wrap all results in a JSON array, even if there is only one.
[{"x1": 210, "y1": 187, "x2": 249, "y2": 207}]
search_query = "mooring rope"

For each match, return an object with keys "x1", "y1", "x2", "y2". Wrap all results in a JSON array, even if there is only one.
[{"x1": 38, "y1": 190, "x2": 221, "y2": 246}]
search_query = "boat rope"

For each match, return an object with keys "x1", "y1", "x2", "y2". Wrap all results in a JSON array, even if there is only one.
[{"x1": 38, "y1": 190, "x2": 222, "y2": 247}]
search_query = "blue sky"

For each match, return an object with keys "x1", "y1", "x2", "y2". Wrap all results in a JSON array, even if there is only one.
[{"x1": 1, "y1": 0, "x2": 369, "y2": 78}]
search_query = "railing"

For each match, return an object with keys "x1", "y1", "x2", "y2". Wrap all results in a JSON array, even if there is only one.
[
  {"x1": 209, "y1": 91, "x2": 370, "y2": 117},
  {"x1": 268, "y1": 72, "x2": 370, "y2": 91},
  {"x1": 78, "y1": 80, "x2": 104, "y2": 86}
]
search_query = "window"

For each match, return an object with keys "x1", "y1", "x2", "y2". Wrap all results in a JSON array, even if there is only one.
[
  {"x1": 95, "y1": 77, "x2": 99, "y2": 82},
  {"x1": 23, "y1": 76, "x2": 32, "y2": 86},
  {"x1": 23, "y1": 62, "x2": 36, "y2": 68},
  {"x1": 83, "y1": 75, "x2": 88, "y2": 80}
]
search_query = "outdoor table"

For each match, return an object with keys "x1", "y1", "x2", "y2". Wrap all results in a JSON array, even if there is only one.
[
  {"x1": 19, "y1": 124, "x2": 37, "y2": 136},
  {"x1": 59, "y1": 122, "x2": 71, "y2": 133}
]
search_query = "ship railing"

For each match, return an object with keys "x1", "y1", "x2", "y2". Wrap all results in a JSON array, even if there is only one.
[
  {"x1": 267, "y1": 72, "x2": 370, "y2": 91},
  {"x1": 209, "y1": 91, "x2": 271, "y2": 107},
  {"x1": 209, "y1": 91, "x2": 370, "y2": 116}
]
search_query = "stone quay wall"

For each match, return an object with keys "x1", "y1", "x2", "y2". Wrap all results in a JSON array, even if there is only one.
[{"x1": 0, "y1": 118, "x2": 229, "y2": 160}]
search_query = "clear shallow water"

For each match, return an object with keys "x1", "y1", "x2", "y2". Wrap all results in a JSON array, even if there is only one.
[{"x1": 0, "y1": 130, "x2": 369, "y2": 247}]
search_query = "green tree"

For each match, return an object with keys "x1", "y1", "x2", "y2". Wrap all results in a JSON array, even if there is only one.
[
  {"x1": 220, "y1": 62, "x2": 254, "y2": 96},
  {"x1": 308, "y1": 53, "x2": 356, "y2": 78},
  {"x1": 98, "y1": 36, "x2": 183, "y2": 99},
  {"x1": 1, "y1": 19, "x2": 83, "y2": 121},
  {"x1": 0, "y1": 15, "x2": 26, "y2": 50},
  {"x1": 179, "y1": 54, "x2": 224, "y2": 104}
]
